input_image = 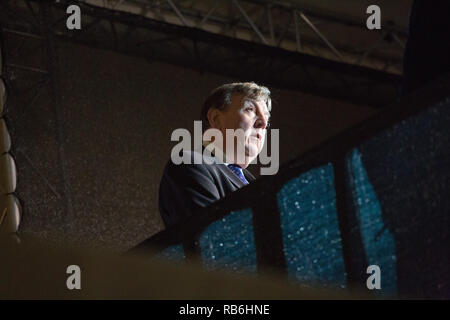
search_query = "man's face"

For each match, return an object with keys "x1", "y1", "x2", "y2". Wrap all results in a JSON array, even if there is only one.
[{"x1": 211, "y1": 93, "x2": 270, "y2": 166}]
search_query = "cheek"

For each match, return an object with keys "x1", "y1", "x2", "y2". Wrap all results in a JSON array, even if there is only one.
[
  {"x1": 260, "y1": 133, "x2": 266, "y2": 145},
  {"x1": 239, "y1": 118, "x2": 253, "y2": 133}
]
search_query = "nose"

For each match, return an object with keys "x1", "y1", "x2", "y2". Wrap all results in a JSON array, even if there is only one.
[
  {"x1": 253, "y1": 110, "x2": 269, "y2": 129},
  {"x1": 254, "y1": 113, "x2": 268, "y2": 129}
]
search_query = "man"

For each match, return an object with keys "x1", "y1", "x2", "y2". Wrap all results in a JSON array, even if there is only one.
[{"x1": 159, "y1": 82, "x2": 271, "y2": 228}]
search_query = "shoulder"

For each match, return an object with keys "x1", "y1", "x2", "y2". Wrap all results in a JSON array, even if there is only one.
[{"x1": 162, "y1": 149, "x2": 217, "y2": 180}]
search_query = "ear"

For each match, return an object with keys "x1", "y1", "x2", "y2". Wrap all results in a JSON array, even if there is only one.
[{"x1": 207, "y1": 108, "x2": 222, "y2": 129}]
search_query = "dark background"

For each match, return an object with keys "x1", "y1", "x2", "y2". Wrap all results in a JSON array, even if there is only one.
[{"x1": 4, "y1": 37, "x2": 375, "y2": 251}]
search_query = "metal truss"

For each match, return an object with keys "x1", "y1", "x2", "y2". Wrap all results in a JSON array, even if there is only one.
[
  {"x1": 0, "y1": 0, "x2": 402, "y2": 107},
  {"x1": 84, "y1": 0, "x2": 406, "y2": 75},
  {"x1": 0, "y1": 1, "x2": 74, "y2": 219}
]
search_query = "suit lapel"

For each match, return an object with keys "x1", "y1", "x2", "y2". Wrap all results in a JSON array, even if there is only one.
[
  {"x1": 217, "y1": 164, "x2": 246, "y2": 188},
  {"x1": 217, "y1": 165, "x2": 256, "y2": 188},
  {"x1": 243, "y1": 168, "x2": 256, "y2": 182},
  {"x1": 201, "y1": 144, "x2": 255, "y2": 188}
]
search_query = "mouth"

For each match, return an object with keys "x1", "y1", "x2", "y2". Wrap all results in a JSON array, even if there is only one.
[{"x1": 255, "y1": 133, "x2": 262, "y2": 141}]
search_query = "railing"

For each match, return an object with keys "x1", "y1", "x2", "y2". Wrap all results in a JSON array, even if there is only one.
[{"x1": 130, "y1": 74, "x2": 450, "y2": 299}]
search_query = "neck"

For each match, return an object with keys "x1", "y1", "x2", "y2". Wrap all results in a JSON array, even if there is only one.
[{"x1": 202, "y1": 140, "x2": 252, "y2": 168}]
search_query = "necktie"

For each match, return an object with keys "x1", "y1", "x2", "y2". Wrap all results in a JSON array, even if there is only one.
[{"x1": 227, "y1": 164, "x2": 249, "y2": 185}]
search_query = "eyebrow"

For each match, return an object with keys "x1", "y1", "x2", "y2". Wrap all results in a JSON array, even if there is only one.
[{"x1": 245, "y1": 99, "x2": 270, "y2": 118}]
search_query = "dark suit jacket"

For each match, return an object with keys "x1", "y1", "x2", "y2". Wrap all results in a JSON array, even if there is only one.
[{"x1": 159, "y1": 148, "x2": 255, "y2": 228}]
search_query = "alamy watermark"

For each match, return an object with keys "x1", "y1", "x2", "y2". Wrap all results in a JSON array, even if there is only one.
[
  {"x1": 171, "y1": 121, "x2": 279, "y2": 175},
  {"x1": 366, "y1": 265, "x2": 381, "y2": 290},
  {"x1": 66, "y1": 265, "x2": 81, "y2": 290},
  {"x1": 366, "y1": 5, "x2": 381, "y2": 30},
  {"x1": 64, "y1": 4, "x2": 382, "y2": 33}
]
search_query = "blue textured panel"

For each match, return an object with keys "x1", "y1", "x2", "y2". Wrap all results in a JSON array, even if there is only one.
[
  {"x1": 199, "y1": 209, "x2": 257, "y2": 273},
  {"x1": 277, "y1": 164, "x2": 347, "y2": 288},
  {"x1": 353, "y1": 97, "x2": 450, "y2": 298},
  {"x1": 347, "y1": 149, "x2": 397, "y2": 296},
  {"x1": 157, "y1": 244, "x2": 185, "y2": 261}
]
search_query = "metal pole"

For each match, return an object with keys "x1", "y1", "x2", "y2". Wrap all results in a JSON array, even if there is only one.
[
  {"x1": 300, "y1": 12, "x2": 344, "y2": 62},
  {"x1": 232, "y1": 0, "x2": 268, "y2": 45},
  {"x1": 198, "y1": 0, "x2": 220, "y2": 28},
  {"x1": 166, "y1": 0, "x2": 189, "y2": 27}
]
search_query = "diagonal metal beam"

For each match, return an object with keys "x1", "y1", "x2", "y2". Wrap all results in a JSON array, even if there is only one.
[
  {"x1": 197, "y1": 0, "x2": 220, "y2": 29},
  {"x1": 142, "y1": 0, "x2": 166, "y2": 22},
  {"x1": 110, "y1": 0, "x2": 126, "y2": 10},
  {"x1": 249, "y1": 3, "x2": 267, "y2": 43},
  {"x1": 276, "y1": 13, "x2": 292, "y2": 48},
  {"x1": 391, "y1": 32, "x2": 406, "y2": 49},
  {"x1": 299, "y1": 12, "x2": 344, "y2": 62},
  {"x1": 232, "y1": 0, "x2": 267, "y2": 45},
  {"x1": 166, "y1": 0, "x2": 189, "y2": 27}
]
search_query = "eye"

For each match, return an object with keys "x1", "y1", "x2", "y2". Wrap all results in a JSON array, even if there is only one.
[
  {"x1": 266, "y1": 121, "x2": 271, "y2": 128},
  {"x1": 245, "y1": 106, "x2": 255, "y2": 113}
]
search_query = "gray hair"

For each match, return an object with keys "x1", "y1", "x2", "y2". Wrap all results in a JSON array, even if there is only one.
[{"x1": 201, "y1": 82, "x2": 271, "y2": 129}]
